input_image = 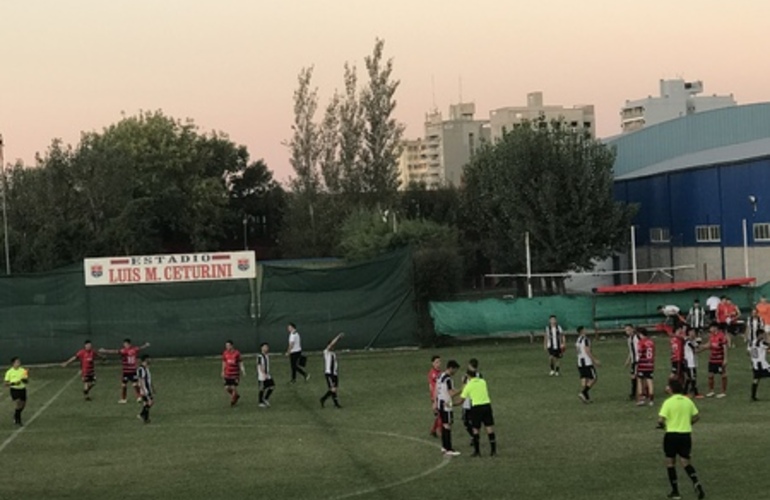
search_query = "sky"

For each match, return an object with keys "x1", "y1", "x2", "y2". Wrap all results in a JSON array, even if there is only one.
[{"x1": 2, "y1": 0, "x2": 770, "y2": 183}]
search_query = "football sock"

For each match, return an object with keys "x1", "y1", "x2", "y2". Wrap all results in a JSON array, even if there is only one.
[
  {"x1": 121, "y1": 386, "x2": 127, "y2": 400},
  {"x1": 683, "y1": 379, "x2": 690, "y2": 394},
  {"x1": 582, "y1": 387, "x2": 590, "y2": 399},
  {"x1": 464, "y1": 419, "x2": 474, "y2": 438},
  {"x1": 472, "y1": 434, "x2": 480, "y2": 454},
  {"x1": 13, "y1": 409, "x2": 21, "y2": 424},
  {"x1": 684, "y1": 465, "x2": 700, "y2": 485},
  {"x1": 489, "y1": 433, "x2": 497, "y2": 454},
  {"x1": 721, "y1": 377, "x2": 728, "y2": 393},
  {"x1": 264, "y1": 387, "x2": 273, "y2": 401},
  {"x1": 258, "y1": 389, "x2": 265, "y2": 403},
  {"x1": 550, "y1": 361, "x2": 554, "y2": 371},
  {"x1": 667, "y1": 466, "x2": 679, "y2": 495},
  {"x1": 708, "y1": 377, "x2": 714, "y2": 391},
  {"x1": 752, "y1": 382, "x2": 758, "y2": 399},
  {"x1": 555, "y1": 365, "x2": 560, "y2": 373},
  {"x1": 332, "y1": 393, "x2": 340, "y2": 407},
  {"x1": 630, "y1": 379, "x2": 637, "y2": 398},
  {"x1": 441, "y1": 429, "x2": 450, "y2": 451},
  {"x1": 133, "y1": 386, "x2": 141, "y2": 398}
]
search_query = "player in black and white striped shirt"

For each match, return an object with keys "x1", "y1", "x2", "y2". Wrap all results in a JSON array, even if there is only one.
[
  {"x1": 544, "y1": 315, "x2": 566, "y2": 376},
  {"x1": 687, "y1": 299, "x2": 707, "y2": 333},
  {"x1": 137, "y1": 355, "x2": 153, "y2": 424},
  {"x1": 257, "y1": 343, "x2": 274, "y2": 408},
  {"x1": 624, "y1": 324, "x2": 640, "y2": 400},
  {"x1": 320, "y1": 333, "x2": 344, "y2": 409},
  {"x1": 745, "y1": 309, "x2": 765, "y2": 346}
]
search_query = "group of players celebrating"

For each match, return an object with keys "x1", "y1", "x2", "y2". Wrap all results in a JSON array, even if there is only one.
[{"x1": 428, "y1": 356, "x2": 497, "y2": 458}]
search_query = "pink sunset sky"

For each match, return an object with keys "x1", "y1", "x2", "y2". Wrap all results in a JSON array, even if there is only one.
[{"x1": 2, "y1": 0, "x2": 769, "y2": 183}]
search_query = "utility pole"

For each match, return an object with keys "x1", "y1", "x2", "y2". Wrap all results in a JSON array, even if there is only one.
[{"x1": 0, "y1": 134, "x2": 10, "y2": 275}]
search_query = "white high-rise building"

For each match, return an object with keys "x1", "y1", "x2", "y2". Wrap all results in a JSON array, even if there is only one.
[
  {"x1": 398, "y1": 102, "x2": 490, "y2": 189},
  {"x1": 620, "y1": 79, "x2": 736, "y2": 133},
  {"x1": 488, "y1": 92, "x2": 596, "y2": 142}
]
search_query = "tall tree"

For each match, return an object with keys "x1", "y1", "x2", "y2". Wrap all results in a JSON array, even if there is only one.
[
  {"x1": 359, "y1": 39, "x2": 405, "y2": 205},
  {"x1": 463, "y1": 120, "x2": 636, "y2": 293},
  {"x1": 287, "y1": 66, "x2": 321, "y2": 196},
  {"x1": 338, "y1": 62, "x2": 365, "y2": 196},
  {"x1": 319, "y1": 91, "x2": 341, "y2": 193}
]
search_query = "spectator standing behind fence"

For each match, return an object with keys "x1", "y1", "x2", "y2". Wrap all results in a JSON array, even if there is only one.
[
  {"x1": 755, "y1": 296, "x2": 770, "y2": 334},
  {"x1": 686, "y1": 299, "x2": 706, "y2": 333},
  {"x1": 544, "y1": 315, "x2": 566, "y2": 376},
  {"x1": 706, "y1": 295, "x2": 720, "y2": 323},
  {"x1": 286, "y1": 323, "x2": 309, "y2": 383}
]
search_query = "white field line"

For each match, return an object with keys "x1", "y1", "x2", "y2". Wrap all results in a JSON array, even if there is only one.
[{"x1": 0, "y1": 372, "x2": 79, "y2": 453}]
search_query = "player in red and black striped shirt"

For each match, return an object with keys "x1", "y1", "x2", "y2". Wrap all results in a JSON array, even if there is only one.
[
  {"x1": 636, "y1": 328, "x2": 656, "y2": 406},
  {"x1": 222, "y1": 340, "x2": 245, "y2": 406},
  {"x1": 668, "y1": 327, "x2": 686, "y2": 385},
  {"x1": 99, "y1": 339, "x2": 150, "y2": 404},
  {"x1": 700, "y1": 323, "x2": 729, "y2": 398},
  {"x1": 62, "y1": 340, "x2": 105, "y2": 401}
]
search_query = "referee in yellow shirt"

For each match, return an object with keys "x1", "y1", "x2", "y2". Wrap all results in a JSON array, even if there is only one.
[
  {"x1": 657, "y1": 379, "x2": 705, "y2": 500},
  {"x1": 457, "y1": 369, "x2": 496, "y2": 457},
  {"x1": 4, "y1": 357, "x2": 29, "y2": 426}
]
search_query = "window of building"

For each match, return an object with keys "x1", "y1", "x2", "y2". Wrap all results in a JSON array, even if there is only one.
[
  {"x1": 753, "y1": 223, "x2": 770, "y2": 242},
  {"x1": 583, "y1": 122, "x2": 592, "y2": 128},
  {"x1": 649, "y1": 227, "x2": 671, "y2": 243},
  {"x1": 695, "y1": 225, "x2": 721, "y2": 243}
]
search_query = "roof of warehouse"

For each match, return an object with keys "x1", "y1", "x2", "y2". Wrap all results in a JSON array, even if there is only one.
[
  {"x1": 606, "y1": 102, "x2": 770, "y2": 178},
  {"x1": 615, "y1": 136, "x2": 770, "y2": 181}
]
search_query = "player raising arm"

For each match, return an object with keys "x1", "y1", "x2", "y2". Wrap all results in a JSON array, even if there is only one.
[
  {"x1": 320, "y1": 333, "x2": 344, "y2": 409},
  {"x1": 62, "y1": 340, "x2": 105, "y2": 401},
  {"x1": 99, "y1": 339, "x2": 150, "y2": 404}
]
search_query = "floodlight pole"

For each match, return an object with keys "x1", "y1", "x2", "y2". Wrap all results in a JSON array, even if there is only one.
[
  {"x1": 0, "y1": 134, "x2": 10, "y2": 275},
  {"x1": 742, "y1": 218, "x2": 749, "y2": 278},
  {"x1": 525, "y1": 231, "x2": 533, "y2": 298},
  {"x1": 630, "y1": 225, "x2": 638, "y2": 285}
]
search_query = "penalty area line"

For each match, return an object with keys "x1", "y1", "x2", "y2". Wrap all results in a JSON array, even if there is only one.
[{"x1": 0, "y1": 372, "x2": 79, "y2": 454}]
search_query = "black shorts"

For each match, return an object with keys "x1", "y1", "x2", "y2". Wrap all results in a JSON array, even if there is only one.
[
  {"x1": 10, "y1": 388, "x2": 26, "y2": 402},
  {"x1": 325, "y1": 374, "x2": 339, "y2": 389},
  {"x1": 578, "y1": 366, "x2": 596, "y2": 380},
  {"x1": 638, "y1": 370, "x2": 654, "y2": 380},
  {"x1": 663, "y1": 432, "x2": 692, "y2": 459},
  {"x1": 258, "y1": 378, "x2": 275, "y2": 390},
  {"x1": 671, "y1": 361, "x2": 684, "y2": 376},
  {"x1": 142, "y1": 394, "x2": 154, "y2": 404},
  {"x1": 439, "y1": 409, "x2": 453, "y2": 425},
  {"x1": 83, "y1": 374, "x2": 96, "y2": 384},
  {"x1": 548, "y1": 348, "x2": 563, "y2": 358},
  {"x1": 224, "y1": 378, "x2": 239, "y2": 387},
  {"x1": 470, "y1": 404, "x2": 495, "y2": 428},
  {"x1": 630, "y1": 362, "x2": 638, "y2": 377},
  {"x1": 753, "y1": 368, "x2": 770, "y2": 379},
  {"x1": 122, "y1": 373, "x2": 137, "y2": 383},
  {"x1": 708, "y1": 363, "x2": 725, "y2": 375}
]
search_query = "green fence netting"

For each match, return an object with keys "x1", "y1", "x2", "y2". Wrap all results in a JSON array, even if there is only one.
[
  {"x1": 0, "y1": 250, "x2": 417, "y2": 364},
  {"x1": 431, "y1": 285, "x2": 761, "y2": 337},
  {"x1": 430, "y1": 295, "x2": 594, "y2": 336}
]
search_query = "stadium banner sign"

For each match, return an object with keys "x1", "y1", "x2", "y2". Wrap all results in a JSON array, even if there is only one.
[{"x1": 84, "y1": 251, "x2": 256, "y2": 286}]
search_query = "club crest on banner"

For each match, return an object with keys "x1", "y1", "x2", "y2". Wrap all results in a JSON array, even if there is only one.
[
  {"x1": 91, "y1": 265, "x2": 103, "y2": 278},
  {"x1": 237, "y1": 259, "x2": 250, "y2": 272}
]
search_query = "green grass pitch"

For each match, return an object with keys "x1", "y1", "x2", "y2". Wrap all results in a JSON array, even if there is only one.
[{"x1": 1, "y1": 336, "x2": 768, "y2": 499}]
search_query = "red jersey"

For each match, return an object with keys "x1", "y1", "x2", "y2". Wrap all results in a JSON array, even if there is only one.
[
  {"x1": 428, "y1": 368, "x2": 441, "y2": 399},
  {"x1": 708, "y1": 331, "x2": 728, "y2": 364},
  {"x1": 637, "y1": 337, "x2": 655, "y2": 372},
  {"x1": 222, "y1": 349, "x2": 242, "y2": 379},
  {"x1": 119, "y1": 346, "x2": 141, "y2": 375},
  {"x1": 76, "y1": 349, "x2": 95, "y2": 376},
  {"x1": 669, "y1": 334, "x2": 685, "y2": 362},
  {"x1": 716, "y1": 303, "x2": 738, "y2": 324}
]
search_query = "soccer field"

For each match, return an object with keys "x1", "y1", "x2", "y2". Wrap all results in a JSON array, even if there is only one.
[{"x1": 1, "y1": 337, "x2": 768, "y2": 499}]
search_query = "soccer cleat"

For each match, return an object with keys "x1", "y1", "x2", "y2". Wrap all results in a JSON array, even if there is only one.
[
  {"x1": 258, "y1": 403, "x2": 268, "y2": 408},
  {"x1": 304, "y1": 374, "x2": 311, "y2": 382},
  {"x1": 666, "y1": 493, "x2": 682, "y2": 500},
  {"x1": 263, "y1": 400, "x2": 271, "y2": 407},
  {"x1": 694, "y1": 483, "x2": 705, "y2": 499},
  {"x1": 430, "y1": 431, "x2": 438, "y2": 438},
  {"x1": 578, "y1": 393, "x2": 588, "y2": 403},
  {"x1": 136, "y1": 397, "x2": 143, "y2": 403},
  {"x1": 443, "y1": 450, "x2": 461, "y2": 457},
  {"x1": 555, "y1": 371, "x2": 560, "y2": 377},
  {"x1": 490, "y1": 451, "x2": 497, "y2": 457},
  {"x1": 751, "y1": 397, "x2": 758, "y2": 402},
  {"x1": 648, "y1": 400, "x2": 655, "y2": 407},
  {"x1": 635, "y1": 400, "x2": 646, "y2": 406},
  {"x1": 549, "y1": 370, "x2": 555, "y2": 376},
  {"x1": 118, "y1": 399, "x2": 127, "y2": 404},
  {"x1": 716, "y1": 393, "x2": 727, "y2": 399},
  {"x1": 694, "y1": 394, "x2": 705, "y2": 399},
  {"x1": 230, "y1": 394, "x2": 240, "y2": 407},
  {"x1": 705, "y1": 392, "x2": 715, "y2": 398}
]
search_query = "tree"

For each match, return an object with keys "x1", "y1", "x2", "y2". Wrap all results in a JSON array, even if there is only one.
[
  {"x1": 318, "y1": 91, "x2": 341, "y2": 194},
  {"x1": 338, "y1": 62, "x2": 365, "y2": 197},
  {"x1": 5, "y1": 111, "x2": 280, "y2": 272},
  {"x1": 463, "y1": 120, "x2": 636, "y2": 293},
  {"x1": 287, "y1": 66, "x2": 321, "y2": 196},
  {"x1": 359, "y1": 39, "x2": 405, "y2": 205}
]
